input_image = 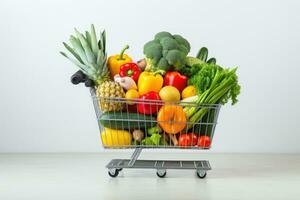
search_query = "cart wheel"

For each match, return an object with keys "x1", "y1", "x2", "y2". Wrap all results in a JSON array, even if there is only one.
[
  {"x1": 117, "y1": 168, "x2": 123, "y2": 172},
  {"x1": 156, "y1": 170, "x2": 167, "y2": 178},
  {"x1": 196, "y1": 170, "x2": 207, "y2": 179},
  {"x1": 108, "y1": 169, "x2": 119, "y2": 178}
]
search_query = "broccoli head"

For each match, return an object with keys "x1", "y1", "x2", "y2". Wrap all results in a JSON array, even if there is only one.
[{"x1": 143, "y1": 31, "x2": 190, "y2": 73}]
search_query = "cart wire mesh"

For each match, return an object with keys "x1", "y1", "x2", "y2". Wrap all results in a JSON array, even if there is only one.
[{"x1": 91, "y1": 88, "x2": 221, "y2": 149}]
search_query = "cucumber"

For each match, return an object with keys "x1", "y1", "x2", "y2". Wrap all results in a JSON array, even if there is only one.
[
  {"x1": 207, "y1": 57, "x2": 216, "y2": 64},
  {"x1": 196, "y1": 47, "x2": 208, "y2": 62},
  {"x1": 99, "y1": 112, "x2": 157, "y2": 130}
]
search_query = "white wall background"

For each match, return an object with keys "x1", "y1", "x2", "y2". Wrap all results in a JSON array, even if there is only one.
[{"x1": 0, "y1": 0, "x2": 299, "y2": 153}]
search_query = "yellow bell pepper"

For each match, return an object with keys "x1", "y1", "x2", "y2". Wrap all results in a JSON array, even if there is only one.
[
  {"x1": 107, "y1": 45, "x2": 132, "y2": 79},
  {"x1": 101, "y1": 128, "x2": 132, "y2": 147},
  {"x1": 138, "y1": 71, "x2": 163, "y2": 95}
]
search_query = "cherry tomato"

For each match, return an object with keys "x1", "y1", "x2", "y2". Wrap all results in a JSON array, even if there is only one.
[
  {"x1": 179, "y1": 133, "x2": 198, "y2": 147},
  {"x1": 178, "y1": 134, "x2": 192, "y2": 146},
  {"x1": 197, "y1": 136, "x2": 211, "y2": 148},
  {"x1": 190, "y1": 133, "x2": 198, "y2": 146}
]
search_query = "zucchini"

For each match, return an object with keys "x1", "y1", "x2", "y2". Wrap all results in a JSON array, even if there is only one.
[
  {"x1": 196, "y1": 47, "x2": 208, "y2": 62},
  {"x1": 207, "y1": 57, "x2": 216, "y2": 64},
  {"x1": 99, "y1": 112, "x2": 157, "y2": 130}
]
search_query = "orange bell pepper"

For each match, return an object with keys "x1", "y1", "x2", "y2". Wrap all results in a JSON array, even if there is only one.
[{"x1": 157, "y1": 105, "x2": 187, "y2": 134}]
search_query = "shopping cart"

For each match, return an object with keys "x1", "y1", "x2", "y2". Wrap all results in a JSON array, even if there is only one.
[{"x1": 90, "y1": 88, "x2": 221, "y2": 178}]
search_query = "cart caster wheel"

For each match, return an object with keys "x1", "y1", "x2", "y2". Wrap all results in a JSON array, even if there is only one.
[
  {"x1": 108, "y1": 169, "x2": 119, "y2": 178},
  {"x1": 196, "y1": 170, "x2": 207, "y2": 179},
  {"x1": 117, "y1": 168, "x2": 123, "y2": 172},
  {"x1": 156, "y1": 170, "x2": 167, "y2": 178}
]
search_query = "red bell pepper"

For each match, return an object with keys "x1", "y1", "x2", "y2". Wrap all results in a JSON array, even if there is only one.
[
  {"x1": 119, "y1": 63, "x2": 141, "y2": 82},
  {"x1": 163, "y1": 71, "x2": 188, "y2": 92},
  {"x1": 138, "y1": 91, "x2": 161, "y2": 115}
]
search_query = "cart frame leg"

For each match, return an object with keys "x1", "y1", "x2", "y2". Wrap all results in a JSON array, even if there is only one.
[{"x1": 128, "y1": 148, "x2": 142, "y2": 167}]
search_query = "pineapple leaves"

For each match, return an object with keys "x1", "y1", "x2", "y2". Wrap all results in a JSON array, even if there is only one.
[
  {"x1": 85, "y1": 31, "x2": 92, "y2": 48},
  {"x1": 62, "y1": 42, "x2": 84, "y2": 64},
  {"x1": 60, "y1": 52, "x2": 95, "y2": 77},
  {"x1": 90, "y1": 24, "x2": 99, "y2": 57},
  {"x1": 61, "y1": 24, "x2": 107, "y2": 85},
  {"x1": 69, "y1": 36, "x2": 89, "y2": 65},
  {"x1": 75, "y1": 28, "x2": 96, "y2": 64},
  {"x1": 97, "y1": 50, "x2": 106, "y2": 66},
  {"x1": 101, "y1": 30, "x2": 106, "y2": 53}
]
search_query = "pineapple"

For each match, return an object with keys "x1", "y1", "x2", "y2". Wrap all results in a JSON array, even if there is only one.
[
  {"x1": 96, "y1": 81, "x2": 125, "y2": 111},
  {"x1": 61, "y1": 24, "x2": 125, "y2": 112}
]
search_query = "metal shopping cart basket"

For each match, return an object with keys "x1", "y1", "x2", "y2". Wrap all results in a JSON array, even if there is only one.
[{"x1": 91, "y1": 88, "x2": 221, "y2": 178}]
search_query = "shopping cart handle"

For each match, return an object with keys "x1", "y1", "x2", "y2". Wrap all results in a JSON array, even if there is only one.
[{"x1": 70, "y1": 70, "x2": 86, "y2": 85}]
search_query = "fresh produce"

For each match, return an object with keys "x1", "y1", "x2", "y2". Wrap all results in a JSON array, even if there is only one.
[
  {"x1": 96, "y1": 81, "x2": 125, "y2": 112},
  {"x1": 190, "y1": 133, "x2": 198, "y2": 145},
  {"x1": 180, "y1": 95, "x2": 198, "y2": 104},
  {"x1": 60, "y1": 25, "x2": 109, "y2": 85},
  {"x1": 125, "y1": 89, "x2": 139, "y2": 104},
  {"x1": 120, "y1": 63, "x2": 141, "y2": 82},
  {"x1": 159, "y1": 86, "x2": 180, "y2": 101},
  {"x1": 114, "y1": 74, "x2": 137, "y2": 90},
  {"x1": 143, "y1": 31, "x2": 190, "y2": 73},
  {"x1": 157, "y1": 105, "x2": 186, "y2": 134},
  {"x1": 197, "y1": 136, "x2": 211, "y2": 148},
  {"x1": 196, "y1": 47, "x2": 208, "y2": 62},
  {"x1": 163, "y1": 71, "x2": 187, "y2": 92},
  {"x1": 180, "y1": 56, "x2": 205, "y2": 77},
  {"x1": 62, "y1": 26, "x2": 241, "y2": 149},
  {"x1": 99, "y1": 112, "x2": 156, "y2": 129},
  {"x1": 138, "y1": 91, "x2": 161, "y2": 114},
  {"x1": 169, "y1": 135, "x2": 178, "y2": 146},
  {"x1": 181, "y1": 49, "x2": 217, "y2": 77},
  {"x1": 132, "y1": 130, "x2": 144, "y2": 142},
  {"x1": 142, "y1": 134, "x2": 161, "y2": 145},
  {"x1": 137, "y1": 58, "x2": 147, "y2": 71},
  {"x1": 147, "y1": 126, "x2": 162, "y2": 135},
  {"x1": 184, "y1": 63, "x2": 240, "y2": 128},
  {"x1": 181, "y1": 86, "x2": 196, "y2": 99},
  {"x1": 207, "y1": 58, "x2": 216, "y2": 64},
  {"x1": 141, "y1": 126, "x2": 167, "y2": 146},
  {"x1": 60, "y1": 25, "x2": 125, "y2": 112},
  {"x1": 178, "y1": 133, "x2": 198, "y2": 147},
  {"x1": 196, "y1": 47, "x2": 217, "y2": 64},
  {"x1": 138, "y1": 71, "x2": 163, "y2": 95},
  {"x1": 101, "y1": 128, "x2": 132, "y2": 146},
  {"x1": 107, "y1": 45, "x2": 132, "y2": 78},
  {"x1": 185, "y1": 56, "x2": 204, "y2": 67}
]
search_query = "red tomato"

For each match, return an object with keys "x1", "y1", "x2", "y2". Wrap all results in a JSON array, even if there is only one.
[
  {"x1": 179, "y1": 133, "x2": 198, "y2": 147},
  {"x1": 178, "y1": 134, "x2": 192, "y2": 146},
  {"x1": 197, "y1": 136, "x2": 211, "y2": 148},
  {"x1": 190, "y1": 133, "x2": 198, "y2": 146}
]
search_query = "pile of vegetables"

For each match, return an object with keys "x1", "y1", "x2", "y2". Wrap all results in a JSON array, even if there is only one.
[{"x1": 61, "y1": 26, "x2": 240, "y2": 148}]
